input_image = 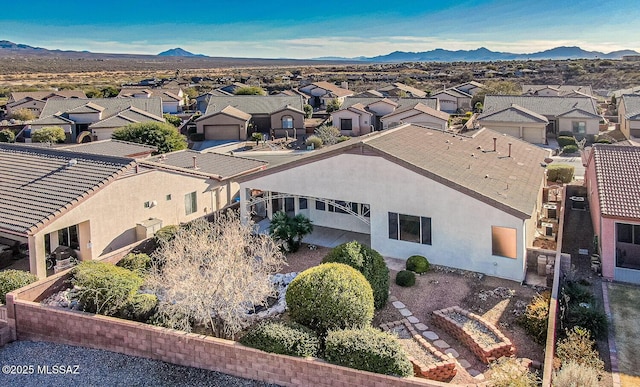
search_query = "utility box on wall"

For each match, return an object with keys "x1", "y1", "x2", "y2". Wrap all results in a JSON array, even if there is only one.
[{"x1": 136, "y1": 218, "x2": 162, "y2": 241}]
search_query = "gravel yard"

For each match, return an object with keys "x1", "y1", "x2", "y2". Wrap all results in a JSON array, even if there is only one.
[{"x1": 0, "y1": 341, "x2": 279, "y2": 387}]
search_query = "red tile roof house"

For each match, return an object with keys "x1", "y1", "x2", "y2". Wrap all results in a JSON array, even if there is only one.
[{"x1": 586, "y1": 145, "x2": 640, "y2": 284}]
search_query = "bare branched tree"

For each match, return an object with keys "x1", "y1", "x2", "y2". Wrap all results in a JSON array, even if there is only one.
[{"x1": 146, "y1": 211, "x2": 286, "y2": 339}]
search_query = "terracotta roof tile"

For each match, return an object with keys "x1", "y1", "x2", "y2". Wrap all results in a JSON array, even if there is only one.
[{"x1": 592, "y1": 145, "x2": 640, "y2": 218}]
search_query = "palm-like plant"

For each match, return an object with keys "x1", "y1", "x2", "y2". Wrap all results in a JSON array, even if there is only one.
[{"x1": 268, "y1": 211, "x2": 313, "y2": 252}]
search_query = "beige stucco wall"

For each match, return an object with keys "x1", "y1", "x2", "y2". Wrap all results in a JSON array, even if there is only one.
[
  {"x1": 331, "y1": 109, "x2": 372, "y2": 135},
  {"x1": 196, "y1": 114, "x2": 249, "y2": 139},
  {"x1": 92, "y1": 127, "x2": 119, "y2": 141},
  {"x1": 557, "y1": 117, "x2": 599, "y2": 136},
  {"x1": 241, "y1": 153, "x2": 533, "y2": 281},
  {"x1": 270, "y1": 109, "x2": 305, "y2": 130},
  {"x1": 30, "y1": 169, "x2": 233, "y2": 277},
  {"x1": 31, "y1": 123, "x2": 73, "y2": 134},
  {"x1": 479, "y1": 121, "x2": 547, "y2": 144}
]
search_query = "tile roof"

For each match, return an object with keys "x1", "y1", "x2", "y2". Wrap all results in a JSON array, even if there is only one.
[
  {"x1": 9, "y1": 90, "x2": 87, "y2": 102},
  {"x1": 141, "y1": 149, "x2": 267, "y2": 180},
  {"x1": 88, "y1": 106, "x2": 165, "y2": 129},
  {"x1": 30, "y1": 114, "x2": 74, "y2": 126},
  {"x1": 0, "y1": 144, "x2": 135, "y2": 234},
  {"x1": 202, "y1": 95, "x2": 304, "y2": 116},
  {"x1": 215, "y1": 105, "x2": 252, "y2": 120},
  {"x1": 622, "y1": 94, "x2": 640, "y2": 119},
  {"x1": 59, "y1": 140, "x2": 156, "y2": 158},
  {"x1": 483, "y1": 95, "x2": 599, "y2": 117},
  {"x1": 341, "y1": 97, "x2": 438, "y2": 111},
  {"x1": 40, "y1": 97, "x2": 164, "y2": 121},
  {"x1": 591, "y1": 145, "x2": 640, "y2": 218},
  {"x1": 308, "y1": 81, "x2": 353, "y2": 98},
  {"x1": 478, "y1": 104, "x2": 549, "y2": 124},
  {"x1": 555, "y1": 108, "x2": 600, "y2": 119},
  {"x1": 522, "y1": 84, "x2": 594, "y2": 96},
  {"x1": 379, "y1": 83, "x2": 427, "y2": 98},
  {"x1": 433, "y1": 89, "x2": 472, "y2": 98},
  {"x1": 118, "y1": 88, "x2": 183, "y2": 103},
  {"x1": 382, "y1": 102, "x2": 450, "y2": 121}
]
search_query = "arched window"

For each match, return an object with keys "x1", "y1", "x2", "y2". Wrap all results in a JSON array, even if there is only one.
[{"x1": 282, "y1": 115, "x2": 294, "y2": 129}]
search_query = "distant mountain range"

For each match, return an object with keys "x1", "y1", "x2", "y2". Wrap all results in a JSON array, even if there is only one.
[
  {"x1": 157, "y1": 48, "x2": 208, "y2": 57},
  {"x1": 1, "y1": 40, "x2": 638, "y2": 63},
  {"x1": 316, "y1": 46, "x2": 640, "y2": 62}
]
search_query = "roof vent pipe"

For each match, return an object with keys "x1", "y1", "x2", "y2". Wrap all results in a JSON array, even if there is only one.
[
  {"x1": 493, "y1": 137, "x2": 497, "y2": 152},
  {"x1": 508, "y1": 143, "x2": 512, "y2": 157},
  {"x1": 193, "y1": 156, "x2": 199, "y2": 170}
]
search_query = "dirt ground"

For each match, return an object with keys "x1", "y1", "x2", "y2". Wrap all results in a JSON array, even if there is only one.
[
  {"x1": 606, "y1": 283, "x2": 640, "y2": 387},
  {"x1": 280, "y1": 244, "x2": 545, "y2": 384}
]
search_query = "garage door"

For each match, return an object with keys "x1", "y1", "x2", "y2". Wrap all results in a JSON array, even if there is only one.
[
  {"x1": 523, "y1": 127, "x2": 544, "y2": 144},
  {"x1": 204, "y1": 125, "x2": 240, "y2": 140},
  {"x1": 497, "y1": 126, "x2": 520, "y2": 138}
]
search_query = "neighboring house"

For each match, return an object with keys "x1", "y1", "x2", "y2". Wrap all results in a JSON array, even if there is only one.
[
  {"x1": 475, "y1": 104, "x2": 549, "y2": 144},
  {"x1": 118, "y1": 88, "x2": 185, "y2": 114},
  {"x1": 331, "y1": 97, "x2": 440, "y2": 133},
  {"x1": 352, "y1": 90, "x2": 385, "y2": 98},
  {"x1": 608, "y1": 86, "x2": 640, "y2": 100},
  {"x1": 30, "y1": 97, "x2": 165, "y2": 142},
  {"x1": 6, "y1": 90, "x2": 87, "y2": 118},
  {"x1": 618, "y1": 94, "x2": 640, "y2": 139},
  {"x1": 195, "y1": 90, "x2": 234, "y2": 113},
  {"x1": 453, "y1": 81, "x2": 486, "y2": 96},
  {"x1": 0, "y1": 144, "x2": 266, "y2": 278},
  {"x1": 378, "y1": 83, "x2": 427, "y2": 98},
  {"x1": 521, "y1": 84, "x2": 594, "y2": 97},
  {"x1": 431, "y1": 88, "x2": 473, "y2": 113},
  {"x1": 480, "y1": 95, "x2": 601, "y2": 142},
  {"x1": 195, "y1": 95, "x2": 305, "y2": 140},
  {"x1": 380, "y1": 102, "x2": 449, "y2": 130},
  {"x1": 298, "y1": 81, "x2": 353, "y2": 108},
  {"x1": 239, "y1": 124, "x2": 548, "y2": 282},
  {"x1": 585, "y1": 145, "x2": 640, "y2": 284}
]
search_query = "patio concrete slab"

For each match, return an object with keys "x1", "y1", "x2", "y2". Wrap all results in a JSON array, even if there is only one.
[
  {"x1": 407, "y1": 316, "x2": 419, "y2": 324},
  {"x1": 392, "y1": 301, "x2": 405, "y2": 309}
]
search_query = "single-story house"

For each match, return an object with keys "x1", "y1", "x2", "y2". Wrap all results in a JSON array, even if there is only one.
[
  {"x1": 239, "y1": 124, "x2": 548, "y2": 282},
  {"x1": 618, "y1": 94, "x2": 640, "y2": 139},
  {"x1": 29, "y1": 97, "x2": 165, "y2": 142},
  {"x1": 431, "y1": 89, "x2": 473, "y2": 113},
  {"x1": 480, "y1": 95, "x2": 601, "y2": 143},
  {"x1": 453, "y1": 81, "x2": 486, "y2": 96},
  {"x1": 298, "y1": 81, "x2": 353, "y2": 108},
  {"x1": 0, "y1": 144, "x2": 266, "y2": 278},
  {"x1": 195, "y1": 95, "x2": 305, "y2": 140},
  {"x1": 521, "y1": 84, "x2": 594, "y2": 97},
  {"x1": 6, "y1": 90, "x2": 87, "y2": 118},
  {"x1": 585, "y1": 144, "x2": 640, "y2": 284},
  {"x1": 118, "y1": 88, "x2": 185, "y2": 114},
  {"x1": 380, "y1": 103, "x2": 449, "y2": 130},
  {"x1": 378, "y1": 83, "x2": 427, "y2": 98},
  {"x1": 476, "y1": 104, "x2": 549, "y2": 144}
]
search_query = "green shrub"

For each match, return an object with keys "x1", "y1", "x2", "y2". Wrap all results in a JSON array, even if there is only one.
[
  {"x1": 189, "y1": 133, "x2": 205, "y2": 142},
  {"x1": 163, "y1": 114, "x2": 182, "y2": 127},
  {"x1": 337, "y1": 135, "x2": 350, "y2": 142},
  {"x1": 117, "y1": 253, "x2": 151, "y2": 275},
  {"x1": 72, "y1": 261, "x2": 143, "y2": 316},
  {"x1": 552, "y1": 361, "x2": 599, "y2": 387},
  {"x1": 285, "y1": 263, "x2": 374, "y2": 334},
  {"x1": 395, "y1": 270, "x2": 416, "y2": 287},
  {"x1": 488, "y1": 357, "x2": 538, "y2": 387},
  {"x1": 239, "y1": 321, "x2": 320, "y2": 358},
  {"x1": 555, "y1": 326, "x2": 604, "y2": 373},
  {"x1": 154, "y1": 225, "x2": 179, "y2": 245},
  {"x1": 322, "y1": 241, "x2": 389, "y2": 309},
  {"x1": 562, "y1": 145, "x2": 578, "y2": 154},
  {"x1": 32, "y1": 126, "x2": 66, "y2": 143},
  {"x1": 557, "y1": 136, "x2": 577, "y2": 148},
  {"x1": 562, "y1": 281, "x2": 594, "y2": 304},
  {"x1": 595, "y1": 137, "x2": 612, "y2": 144},
  {"x1": 518, "y1": 291, "x2": 550, "y2": 344},
  {"x1": 0, "y1": 129, "x2": 16, "y2": 143},
  {"x1": 251, "y1": 132, "x2": 263, "y2": 143},
  {"x1": 0, "y1": 270, "x2": 38, "y2": 304},
  {"x1": 324, "y1": 327, "x2": 413, "y2": 377},
  {"x1": 547, "y1": 164, "x2": 574, "y2": 183},
  {"x1": 305, "y1": 135, "x2": 323, "y2": 149},
  {"x1": 406, "y1": 255, "x2": 430, "y2": 274},
  {"x1": 565, "y1": 304, "x2": 608, "y2": 339},
  {"x1": 120, "y1": 293, "x2": 158, "y2": 322}
]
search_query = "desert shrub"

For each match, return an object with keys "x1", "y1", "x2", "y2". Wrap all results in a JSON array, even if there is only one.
[
  {"x1": 0, "y1": 270, "x2": 38, "y2": 304},
  {"x1": 32, "y1": 126, "x2": 66, "y2": 143},
  {"x1": 518, "y1": 291, "x2": 550, "y2": 344},
  {"x1": 305, "y1": 135, "x2": 322, "y2": 149},
  {"x1": 285, "y1": 263, "x2": 374, "y2": 334},
  {"x1": 595, "y1": 136, "x2": 612, "y2": 144},
  {"x1": 314, "y1": 125, "x2": 341, "y2": 145},
  {"x1": 324, "y1": 327, "x2": 413, "y2": 377},
  {"x1": 488, "y1": 357, "x2": 538, "y2": 387},
  {"x1": 562, "y1": 145, "x2": 578, "y2": 154},
  {"x1": 120, "y1": 293, "x2": 158, "y2": 322},
  {"x1": 239, "y1": 321, "x2": 320, "y2": 358},
  {"x1": 556, "y1": 136, "x2": 577, "y2": 147},
  {"x1": 189, "y1": 133, "x2": 205, "y2": 142},
  {"x1": 163, "y1": 114, "x2": 182, "y2": 127},
  {"x1": 154, "y1": 225, "x2": 179, "y2": 245},
  {"x1": 9, "y1": 108, "x2": 36, "y2": 121},
  {"x1": 337, "y1": 135, "x2": 350, "y2": 142},
  {"x1": 396, "y1": 270, "x2": 416, "y2": 287},
  {"x1": 72, "y1": 261, "x2": 143, "y2": 316},
  {"x1": 112, "y1": 121, "x2": 187, "y2": 154},
  {"x1": 251, "y1": 132, "x2": 263, "y2": 143},
  {"x1": 0, "y1": 129, "x2": 16, "y2": 143},
  {"x1": 117, "y1": 253, "x2": 152, "y2": 275},
  {"x1": 406, "y1": 255, "x2": 430, "y2": 274},
  {"x1": 547, "y1": 164, "x2": 574, "y2": 183},
  {"x1": 565, "y1": 304, "x2": 608, "y2": 339},
  {"x1": 555, "y1": 326, "x2": 604, "y2": 373},
  {"x1": 322, "y1": 241, "x2": 389, "y2": 309},
  {"x1": 562, "y1": 281, "x2": 594, "y2": 304},
  {"x1": 552, "y1": 361, "x2": 599, "y2": 387}
]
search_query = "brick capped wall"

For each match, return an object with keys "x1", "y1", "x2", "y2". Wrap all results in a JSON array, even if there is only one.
[{"x1": 5, "y1": 276, "x2": 459, "y2": 387}]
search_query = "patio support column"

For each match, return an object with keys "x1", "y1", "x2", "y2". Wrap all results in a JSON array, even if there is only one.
[
  {"x1": 49, "y1": 230, "x2": 59, "y2": 252},
  {"x1": 28, "y1": 233, "x2": 46, "y2": 279},
  {"x1": 78, "y1": 221, "x2": 92, "y2": 261},
  {"x1": 267, "y1": 191, "x2": 273, "y2": 220},
  {"x1": 240, "y1": 188, "x2": 249, "y2": 224},
  {"x1": 294, "y1": 195, "x2": 300, "y2": 215}
]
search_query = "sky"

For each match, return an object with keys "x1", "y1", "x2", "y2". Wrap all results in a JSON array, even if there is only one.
[{"x1": 1, "y1": 0, "x2": 638, "y2": 59}]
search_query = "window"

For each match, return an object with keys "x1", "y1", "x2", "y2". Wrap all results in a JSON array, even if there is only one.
[
  {"x1": 315, "y1": 200, "x2": 326, "y2": 211},
  {"x1": 282, "y1": 115, "x2": 294, "y2": 129},
  {"x1": 572, "y1": 121, "x2": 586, "y2": 134},
  {"x1": 58, "y1": 225, "x2": 79, "y2": 250},
  {"x1": 299, "y1": 197, "x2": 308, "y2": 210},
  {"x1": 340, "y1": 118, "x2": 353, "y2": 131},
  {"x1": 617, "y1": 223, "x2": 640, "y2": 244},
  {"x1": 388, "y1": 212, "x2": 432, "y2": 245},
  {"x1": 185, "y1": 191, "x2": 197, "y2": 215},
  {"x1": 491, "y1": 226, "x2": 517, "y2": 259}
]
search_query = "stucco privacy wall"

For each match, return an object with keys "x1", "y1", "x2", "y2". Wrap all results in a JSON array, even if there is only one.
[
  {"x1": 5, "y1": 274, "x2": 446, "y2": 387},
  {"x1": 242, "y1": 153, "x2": 528, "y2": 281}
]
